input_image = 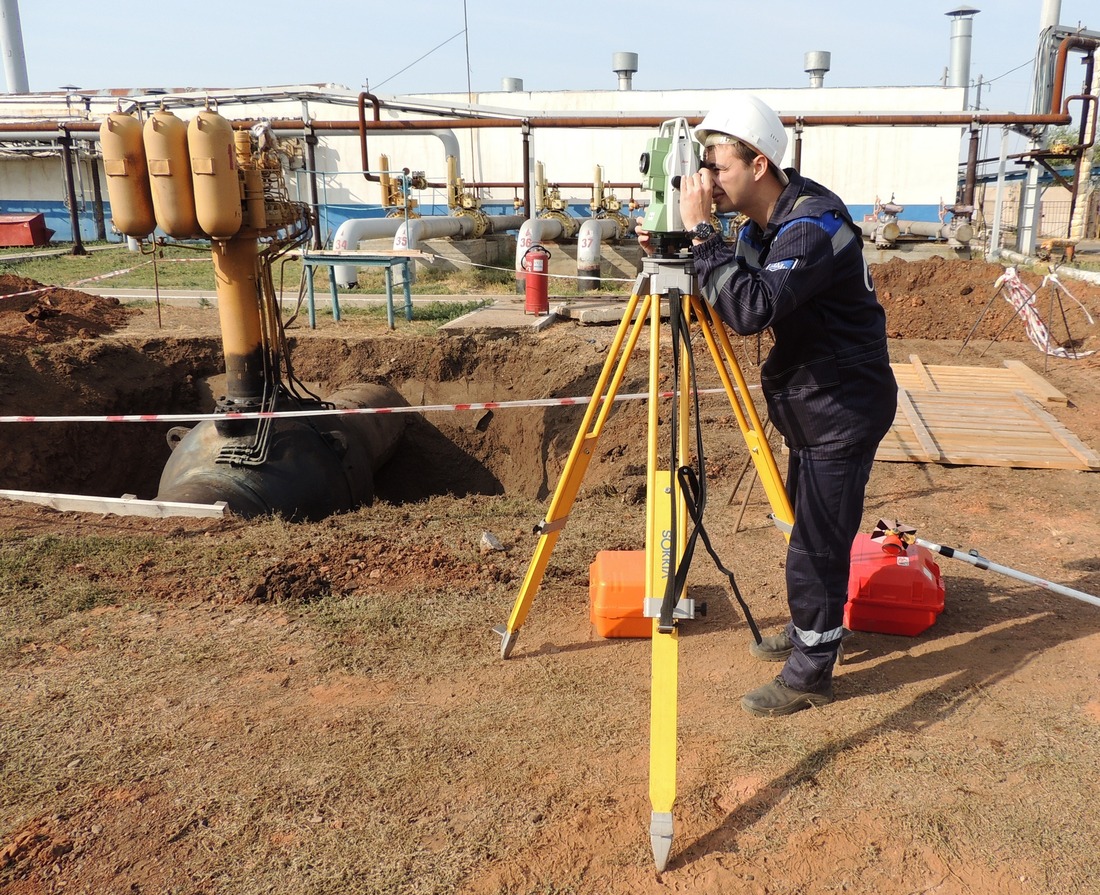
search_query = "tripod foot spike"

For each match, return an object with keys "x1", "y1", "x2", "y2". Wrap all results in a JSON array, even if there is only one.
[
  {"x1": 491, "y1": 624, "x2": 520, "y2": 660},
  {"x1": 650, "y1": 811, "x2": 674, "y2": 872}
]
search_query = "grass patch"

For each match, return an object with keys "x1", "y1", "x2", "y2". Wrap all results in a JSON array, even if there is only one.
[
  {"x1": 0, "y1": 533, "x2": 161, "y2": 636},
  {"x1": 0, "y1": 242, "x2": 526, "y2": 298},
  {"x1": 308, "y1": 299, "x2": 491, "y2": 330},
  {"x1": 0, "y1": 242, "x2": 224, "y2": 290}
]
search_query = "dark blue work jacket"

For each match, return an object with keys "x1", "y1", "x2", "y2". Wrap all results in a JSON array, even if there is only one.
[{"x1": 693, "y1": 170, "x2": 897, "y2": 456}]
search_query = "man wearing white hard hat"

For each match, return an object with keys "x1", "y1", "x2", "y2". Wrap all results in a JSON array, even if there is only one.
[{"x1": 639, "y1": 94, "x2": 897, "y2": 717}]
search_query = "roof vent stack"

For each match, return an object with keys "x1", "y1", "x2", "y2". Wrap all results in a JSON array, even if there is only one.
[
  {"x1": 612, "y1": 52, "x2": 638, "y2": 91},
  {"x1": 804, "y1": 51, "x2": 831, "y2": 88}
]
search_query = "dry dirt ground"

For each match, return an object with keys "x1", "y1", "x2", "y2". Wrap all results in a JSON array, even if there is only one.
[{"x1": 2, "y1": 256, "x2": 1100, "y2": 895}]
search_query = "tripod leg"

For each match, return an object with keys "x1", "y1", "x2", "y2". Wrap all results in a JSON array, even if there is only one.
[
  {"x1": 691, "y1": 296, "x2": 795, "y2": 532},
  {"x1": 493, "y1": 290, "x2": 653, "y2": 658},
  {"x1": 732, "y1": 466, "x2": 760, "y2": 534},
  {"x1": 646, "y1": 290, "x2": 687, "y2": 871},
  {"x1": 649, "y1": 611, "x2": 678, "y2": 872}
]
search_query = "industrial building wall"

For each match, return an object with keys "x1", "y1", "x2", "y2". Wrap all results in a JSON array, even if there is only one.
[
  {"x1": 405, "y1": 86, "x2": 967, "y2": 219},
  {"x1": 0, "y1": 84, "x2": 968, "y2": 243}
]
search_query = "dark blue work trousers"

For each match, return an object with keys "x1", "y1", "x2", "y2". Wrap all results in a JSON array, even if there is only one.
[{"x1": 780, "y1": 442, "x2": 877, "y2": 691}]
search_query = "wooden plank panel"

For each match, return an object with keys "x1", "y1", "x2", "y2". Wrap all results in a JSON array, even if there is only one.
[
  {"x1": 907, "y1": 354, "x2": 937, "y2": 390},
  {"x1": 1013, "y1": 392, "x2": 1100, "y2": 468},
  {"x1": 875, "y1": 390, "x2": 1100, "y2": 470},
  {"x1": 888, "y1": 359, "x2": 1067, "y2": 404},
  {"x1": 1002, "y1": 360, "x2": 1068, "y2": 404},
  {"x1": 894, "y1": 389, "x2": 941, "y2": 461},
  {"x1": 0, "y1": 489, "x2": 228, "y2": 518}
]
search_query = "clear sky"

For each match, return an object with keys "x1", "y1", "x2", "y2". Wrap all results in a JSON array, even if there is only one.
[{"x1": 9, "y1": 0, "x2": 1097, "y2": 113}]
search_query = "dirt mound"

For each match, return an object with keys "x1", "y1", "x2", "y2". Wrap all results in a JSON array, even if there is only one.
[
  {"x1": 871, "y1": 256, "x2": 1100, "y2": 345},
  {"x1": 0, "y1": 274, "x2": 137, "y2": 343}
]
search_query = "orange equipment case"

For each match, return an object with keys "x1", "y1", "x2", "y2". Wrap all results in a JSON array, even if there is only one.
[{"x1": 589, "y1": 550, "x2": 651, "y2": 638}]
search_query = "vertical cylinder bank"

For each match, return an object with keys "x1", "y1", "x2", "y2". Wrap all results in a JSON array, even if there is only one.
[{"x1": 143, "y1": 109, "x2": 200, "y2": 239}]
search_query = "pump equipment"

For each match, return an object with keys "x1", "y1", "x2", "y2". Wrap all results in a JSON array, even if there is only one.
[{"x1": 99, "y1": 104, "x2": 406, "y2": 520}]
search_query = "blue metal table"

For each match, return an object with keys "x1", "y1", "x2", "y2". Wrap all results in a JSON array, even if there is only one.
[{"x1": 299, "y1": 251, "x2": 415, "y2": 329}]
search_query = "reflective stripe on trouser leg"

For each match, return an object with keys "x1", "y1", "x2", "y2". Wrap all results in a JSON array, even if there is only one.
[{"x1": 781, "y1": 445, "x2": 876, "y2": 691}]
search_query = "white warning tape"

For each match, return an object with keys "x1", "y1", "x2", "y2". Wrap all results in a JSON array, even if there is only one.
[{"x1": 0, "y1": 387, "x2": 752, "y2": 425}]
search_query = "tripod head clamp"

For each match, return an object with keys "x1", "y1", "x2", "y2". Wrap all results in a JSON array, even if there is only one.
[{"x1": 639, "y1": 254, "x2": 699, "y2": 298}]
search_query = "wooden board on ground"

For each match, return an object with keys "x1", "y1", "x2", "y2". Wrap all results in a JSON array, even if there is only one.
[
  {"x1": 0, "y1": 489, "x2": 228, "y2": 518},
  {"x1": 876, "y1": 389, "x2": 1100, "y2": 470},
  {"x1": 890, "y1": 355, "x2": 1067, "y2": 404}
]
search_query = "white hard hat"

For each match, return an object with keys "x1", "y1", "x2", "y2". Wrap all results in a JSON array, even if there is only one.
[{"x1": 694, "y1": 94, "x2": 789, "y2": 186}]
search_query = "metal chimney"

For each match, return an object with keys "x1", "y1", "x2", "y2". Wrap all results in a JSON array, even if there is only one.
[
  {"x1": 804, "y1": 51, "x2": 831, "y2": 88},
  {"x1": 1038, "y1": 0, "x2": 1061, "y2": 34},
  {"x1": 612, "y1": 51, "x2": 638, "y2": 91},
  {"x1": 945, "y1": 6, "x2": 980, "y2": 110},
  {"x1": 1, "y1": 0, "x2": 29, "y2": 94},
  {"x1": 501, "y1": 77, "x2": 524, "y2": 92}
]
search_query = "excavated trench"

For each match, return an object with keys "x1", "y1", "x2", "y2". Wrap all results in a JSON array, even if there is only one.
[
  {"x1": 0, "y1": 328, "x2": 653, "y2": 507},
  {"x1": 3, "y1": 255, "x2": 1099, "y2": 514}
]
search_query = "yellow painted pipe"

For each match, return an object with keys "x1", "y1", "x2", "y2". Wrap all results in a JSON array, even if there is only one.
[{"x1": 211, "y1": 237, "x2": 265, "y2": 403}]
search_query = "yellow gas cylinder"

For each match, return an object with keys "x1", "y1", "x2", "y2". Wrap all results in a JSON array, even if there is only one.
[
  {"x1": 188, "y1": 110, "x2": 242, "y2": 239},
  {"x1": 98, "y1": 111, "x2": 156, "y2": 238},
  {"x1": 143, "y1": 109, "x2": 199, "y2": 238}
]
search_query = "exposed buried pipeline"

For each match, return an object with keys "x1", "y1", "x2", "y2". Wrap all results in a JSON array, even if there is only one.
[
  {"x1": 99, "y1": 105, "x2": 408, "y2": 520},
  {"x1": 157, "y1": 384, "x2": 408, "y2": 520}
]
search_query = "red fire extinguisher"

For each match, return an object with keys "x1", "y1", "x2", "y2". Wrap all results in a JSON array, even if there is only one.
[{"x1": 522, "y1": 244, "x2": 551, "y2": 315}]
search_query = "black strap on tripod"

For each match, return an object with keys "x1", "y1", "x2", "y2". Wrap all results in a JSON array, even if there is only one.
[{"x1": 660, "y1": 288, "x2": 763, "y2": 643}]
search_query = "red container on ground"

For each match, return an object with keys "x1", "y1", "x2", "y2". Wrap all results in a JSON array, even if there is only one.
[
  {"x1": 589, "y1": 549, "x2": 652, "y2": 638},
  {"x1": 845, "y1": 532, "x2": 945, "y2": 636},
  {"x1": 0, "y1": 213, "x2": 55, "y2": 247}
]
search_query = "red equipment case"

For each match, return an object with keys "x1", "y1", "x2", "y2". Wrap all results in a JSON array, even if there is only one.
[
  {"x1": 845, "y1": 532, "x2": 945, "y2": 636},
  {"x1": 0, "y1": 213, "x2": 55, "y2": 247}
]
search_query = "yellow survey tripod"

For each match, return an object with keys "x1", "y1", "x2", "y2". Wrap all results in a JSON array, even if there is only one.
[{"x1": 492, "y1": 248, "x2": 796, "y2": 872}]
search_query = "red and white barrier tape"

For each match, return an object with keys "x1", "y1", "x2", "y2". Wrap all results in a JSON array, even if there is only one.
[
  {"x1": 1, "y1": 284, "x2": 55, "y2": 301},
  {"x1": 2, "y1": 257, "x2": 211, "y2": 302},
  {"x1": 0, "y1": 387, "x2": 753, "y2": 425}
]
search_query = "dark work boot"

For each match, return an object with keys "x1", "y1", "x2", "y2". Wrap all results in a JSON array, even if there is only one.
[
  {"x1": 748, "y1": 632, "x2": 793, "y2": 662},
  {"x1": 741, "y1": 676, "x2": 834, "y2": 717}
]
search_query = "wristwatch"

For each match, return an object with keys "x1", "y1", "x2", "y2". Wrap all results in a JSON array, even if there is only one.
[{"x1": 690, "y1": 221, "x2": 718, "y2": 242}]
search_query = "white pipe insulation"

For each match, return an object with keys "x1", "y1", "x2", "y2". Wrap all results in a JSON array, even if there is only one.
[
  {"x1": 857, "y1": 219, "x2": 973, "y2": 247},
  {"x1": 332, "y1": 213, "x2": 526, "y2": 286},
  {"x1": 514, "y1": 218, "x2": 564, "y2": 290},
  {"x1": 898, "y1": 220, "x2": 974, "y2": 243},
  {"x1": 331, "y1": 217, "x2": 406, "y2": 286},
  {"x1": 391, "y1": 214, "x2": 527, "y2": 285},
  {"x1": 576, "y1": 218, "x2": 621, "y2": 289}
]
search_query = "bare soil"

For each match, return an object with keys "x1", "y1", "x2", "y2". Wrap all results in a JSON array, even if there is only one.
[{"x1": 2, "y1": 257, "x2": 1100, "y2": 895}]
